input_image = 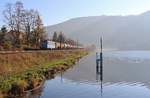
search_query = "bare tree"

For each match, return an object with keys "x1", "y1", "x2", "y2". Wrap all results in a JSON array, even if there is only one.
[
  {"x1": 3, "y1": 3, "x2": 15, "y2": 31},
  {"x1": 3, "y1": 1, "x2": 46, "y2": 49},
  {"x1": 22, "y1": 9, "x2": 37, "y2": 46},
  {"x1": 13, "y1": 1, "x2": 24, "y2": 46},
  {"x1": 3, "y1": 1, "x2": 25, "y2": 47},
  {"x1": 3, "y1": 3, "x2": 17, "y2": 47}
]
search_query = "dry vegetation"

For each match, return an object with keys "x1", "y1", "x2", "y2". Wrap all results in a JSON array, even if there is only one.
[
  {"x1": 0, "y1": 49, "x2": 88, "y2": 97},
  {"x1": 0, "y1": 51, "x2": 66, "y2": 75}
]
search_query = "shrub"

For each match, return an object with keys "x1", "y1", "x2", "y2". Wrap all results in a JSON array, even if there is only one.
[
  {"x1": 3, "y1": 41, "x2": 12, "y2": 50},
  {"x1": 9, "y1": 80, "x2": 28, "y2": 95}
]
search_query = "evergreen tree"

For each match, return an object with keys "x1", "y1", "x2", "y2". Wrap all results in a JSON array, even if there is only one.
[
  {"x1": 58, "y1": 32, "x2": 65, "y2": 48},
  {"x1": 52, "y1": 32, "x2": 58, "y2": 42},
  {"x1": 0, "y1": 26, "x2": 7, "y2": 44}
]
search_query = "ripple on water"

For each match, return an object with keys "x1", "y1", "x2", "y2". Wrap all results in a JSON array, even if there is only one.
[{"x1": 40, "y1": 77, "x2": 150, "y2": 98}]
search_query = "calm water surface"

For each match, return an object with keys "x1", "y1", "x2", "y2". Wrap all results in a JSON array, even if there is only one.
[{"x1": 26, "y1": 51, "x2": 150, "y2": 98}]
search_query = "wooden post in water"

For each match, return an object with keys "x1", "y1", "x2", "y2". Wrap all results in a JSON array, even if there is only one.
[
  {"x1": 100, "y1": 37, "x2": 102, "y2": 53},
  {"x1": 100, "y1": 37, "x2": 103, "y2": 81},
  {"x1": 100, "y1": 37, "x2": 103, "y2": 65},
  {"x1": 96, "y1": 36, "x2": 103, "y2": 75},
  {"x1": 100, "y1": 36, "x2": 103, "y2": 97}
]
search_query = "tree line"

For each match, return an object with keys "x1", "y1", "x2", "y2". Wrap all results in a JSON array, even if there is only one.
[
  {"x1": 0, "y1": 1, "x2": 82, "y2": 51},
  {"x1": 0, "y1": 1, "x2": 46, "y2": 50},
  {"x1": 52, "y1": 31, "x2": 81, "y2": 47}
]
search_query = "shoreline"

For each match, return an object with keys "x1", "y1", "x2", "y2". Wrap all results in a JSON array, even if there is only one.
[{"x1": 0, "y1": 49, "x2": 88, "y2": 97}]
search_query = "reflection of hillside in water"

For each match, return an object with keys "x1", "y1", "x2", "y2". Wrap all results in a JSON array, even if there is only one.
[
  {"x1": 105, "y1": 51, "x2": 150, "y2": 63},
  {"x1": 63, "y1": 51, "x2": 150, "y2": 90}
]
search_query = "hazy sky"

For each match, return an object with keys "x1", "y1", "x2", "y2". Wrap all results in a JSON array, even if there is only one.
[{"x1": 0, "y1": 0, "x2": 150, "y2": 26}]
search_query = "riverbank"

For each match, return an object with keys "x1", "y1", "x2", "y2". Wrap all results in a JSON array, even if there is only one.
[{"x1": 0, "y1": 49, "x2": 88, "y2": 97}]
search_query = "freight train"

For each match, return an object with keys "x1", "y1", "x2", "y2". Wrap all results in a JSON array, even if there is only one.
[{"x1": 41, "y1": 40, "x2": 82, "y2": 49}]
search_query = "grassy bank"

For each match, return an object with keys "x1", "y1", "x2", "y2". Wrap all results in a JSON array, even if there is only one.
[{"x1": 0, "y1": 49, "x2": 88, "y2": 97}]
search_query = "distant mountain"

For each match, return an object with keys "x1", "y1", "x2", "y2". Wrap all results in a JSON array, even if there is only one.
[{"x1": 46, "y1": 11, "x2": 150, "y2": 50}]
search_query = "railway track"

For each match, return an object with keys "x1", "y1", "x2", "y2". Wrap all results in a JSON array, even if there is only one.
[{"x1": 0, "y1": 48, "x2": 84, "y2": 54}]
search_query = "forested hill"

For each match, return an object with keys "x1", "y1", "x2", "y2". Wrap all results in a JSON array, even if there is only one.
[{"x1": 46, "y1": 11, "x2": 150, "y2": 50}]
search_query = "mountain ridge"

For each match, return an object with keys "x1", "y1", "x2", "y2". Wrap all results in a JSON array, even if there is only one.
[{"x1": 46, "y1": 11, "x2": 150, "y2": 50}]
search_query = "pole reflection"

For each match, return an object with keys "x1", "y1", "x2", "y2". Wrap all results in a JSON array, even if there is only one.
[{"x1": 96, "y1": 52, "x2": 103, "y2": 97}]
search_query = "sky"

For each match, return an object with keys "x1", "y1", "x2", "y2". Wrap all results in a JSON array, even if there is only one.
[{"x1": 0, "y1": 0, "x2": 150, "y2": 26}]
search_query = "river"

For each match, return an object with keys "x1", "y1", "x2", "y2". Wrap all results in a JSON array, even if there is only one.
[{"x1": 24, "y1": 50, "x2": 150, "y2": 98}]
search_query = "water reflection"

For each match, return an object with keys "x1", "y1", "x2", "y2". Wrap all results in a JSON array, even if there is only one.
[
  {"x1": 60, "y1": 70, "x2": 63, "y2": 83},
  {"x1": 61, "y1": 51, "x2": 150, "y2": 97},
  {"x1": 21, "y1": 51, "x2": 150, "y2": 98},
  {"x1": 96, "y1": 52, "x2": 103, "y2": 97}
]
